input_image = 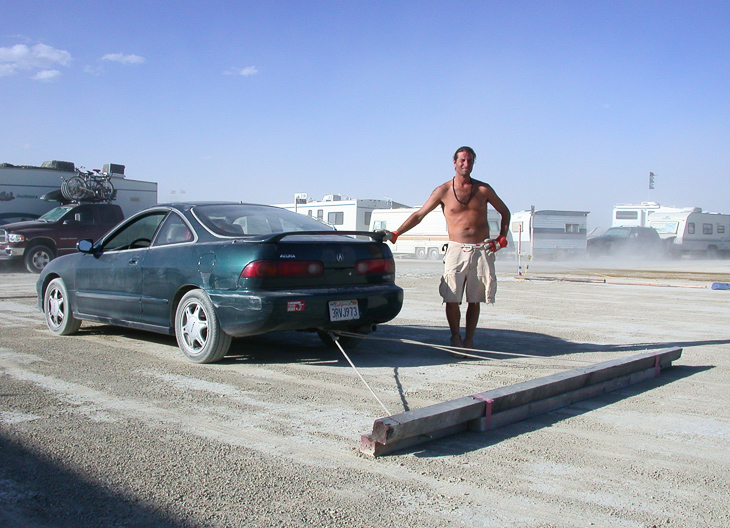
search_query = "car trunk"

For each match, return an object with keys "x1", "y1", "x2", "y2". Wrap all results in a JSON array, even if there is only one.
[{"x1": 245, "y1": 236, "x2": 394, "y2": 289}]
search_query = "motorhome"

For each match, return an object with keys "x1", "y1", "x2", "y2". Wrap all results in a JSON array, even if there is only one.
[
  {"x1": 0, "y1": 160, "x2": 158, "y2": 223},
  {"x1": 273, "y1": 194, "x2": 402, "y2": 233},
  {"x1": 370, "y1": 206, "x2": 511, "y2": 259},
  {"x1": 648, "y1": 208, "x2": 730, "y2": 256},
  {"x1": 510, "y1": 209, "x2": 589, "y2": 260}
]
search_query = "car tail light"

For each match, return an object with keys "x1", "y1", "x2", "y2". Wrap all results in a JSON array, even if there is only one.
[
  {"x1": 355, "y1": 257, "x2": 395, "y2": 275},
  {"x1": 240, "y1": 260, "x2": 324, "y2": 278}
]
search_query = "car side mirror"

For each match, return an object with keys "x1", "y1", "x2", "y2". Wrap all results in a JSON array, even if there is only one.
[{"x1": 77, "y1": 239, "x2": 94, "y2": 253}]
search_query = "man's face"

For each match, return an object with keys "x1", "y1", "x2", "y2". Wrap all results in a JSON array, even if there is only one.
[{"x1": 454, "y1": 151, "x2": 475, "y2": 177}]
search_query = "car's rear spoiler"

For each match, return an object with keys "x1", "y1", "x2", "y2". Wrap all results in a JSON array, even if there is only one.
[{"x1": 241, "y1": 231, "x2": 388, "y2": 243}]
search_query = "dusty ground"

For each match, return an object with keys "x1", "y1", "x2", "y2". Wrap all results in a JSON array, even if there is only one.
[{"x1": 1, "y1": 256, "x2": 729, "y2": 527}]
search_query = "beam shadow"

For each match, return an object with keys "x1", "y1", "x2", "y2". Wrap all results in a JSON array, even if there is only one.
[{"x1": 397, "y1": 364, "x2": 711, "y2": 458}]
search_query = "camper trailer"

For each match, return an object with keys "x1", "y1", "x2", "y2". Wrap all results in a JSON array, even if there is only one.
[
  {"x1": 0, "y1": 160, "x2": 158, "y2": 223},
  {"x1": 370, "y1": 206, "x2": 510, "y2": 259},
  {"x1": 273, "y1": 194, "x2": 398, "y2": 232},
  {"x1": 370, "y1": 207, "x2": 447, "y2": 259},
  {"x1": 510, "y1": 209, "x2": 589, "y2": 260},
  {"x1": 648, "y1": 209, "x2": 730, "y2": 256},
  {"x1": 612, "y1": 202, "x2": 684, "y2": 228}
]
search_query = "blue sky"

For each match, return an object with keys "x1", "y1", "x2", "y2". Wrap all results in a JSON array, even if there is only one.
[{"x1": 3, "y1": 1, "x2": 729, "y2": 228}]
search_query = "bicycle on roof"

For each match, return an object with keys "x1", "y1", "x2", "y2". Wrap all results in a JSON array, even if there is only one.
[{"x1": 60, "y1": 167, "x2": 115, "y2": 202}]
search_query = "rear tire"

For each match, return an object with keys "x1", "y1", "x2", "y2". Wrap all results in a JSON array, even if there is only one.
[
  {"x1": 25, "y1": 245, "x2": 54, "y2": 273},
  {"x1": 44, "y1": 278, "x2": 81, "y2": 335},
  {"x1": 175, "y1": 289, "x2": 232, "y2": 363},
  {"x1": 63, "y1": 176, "x2": 88, "y2": 201},
  {"x1": 428, "y1": 247, "x2": 440, "y2": 260}
]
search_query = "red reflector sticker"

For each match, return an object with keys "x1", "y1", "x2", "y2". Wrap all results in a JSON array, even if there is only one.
[{"x1": 287, "y1": 301, "x2": 305, "y2": 312}]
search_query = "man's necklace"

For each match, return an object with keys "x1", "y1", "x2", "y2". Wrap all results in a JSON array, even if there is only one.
[{"x1": 452, "y1": 177, "x2": 475, "y2": 206}]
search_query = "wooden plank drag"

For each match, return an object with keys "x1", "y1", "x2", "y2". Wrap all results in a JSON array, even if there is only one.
[{"x1": 360, "y1": 347, "x2": 682, "y2": 457}]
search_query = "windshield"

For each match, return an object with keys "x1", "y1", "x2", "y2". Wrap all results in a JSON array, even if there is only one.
[
  {"x1": 38, "y1": 205, "x2": 75, "y2": 222},
  {"x1": 603, "y1": 227, "x2": 632, "y2": 238},
  {"x1": 193, "y1": 204, "x2": 335, "y2": 236}
]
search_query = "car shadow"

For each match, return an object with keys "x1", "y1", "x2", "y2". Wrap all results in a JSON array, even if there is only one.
[
  {"x1": 224, "y1": 324, "x2": 729, "y2": 366},
  {"x1": 82, "y1": 323, "x2": 730, "y2": 370}
]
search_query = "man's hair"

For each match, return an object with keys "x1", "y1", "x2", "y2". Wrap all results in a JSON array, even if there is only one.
[{"x1": 453, "y1": 146, "x2": 476, "y2": 161}]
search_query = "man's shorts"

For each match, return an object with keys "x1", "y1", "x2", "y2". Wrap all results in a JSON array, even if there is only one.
[{"x1": 438, "y1": 242, "x2": 497, "y2": 304}]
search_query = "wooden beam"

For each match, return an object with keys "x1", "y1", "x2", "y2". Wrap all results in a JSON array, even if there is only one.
[{"x1": 360, "y1": 347, "x2": 682, "y2": 457}]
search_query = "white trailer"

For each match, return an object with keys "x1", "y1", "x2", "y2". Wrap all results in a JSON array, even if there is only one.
[
  {"x1": 0, "y1": 160, "x2": 158, "y2": 223},
  {"x1": 612, "y1": 202, "x2": 684, "y2": 227},
  {"x1": 273, "y1": 194, "x2": 399, "y2": 232},
  {"x1": 648, "y1": 209, "x2": 730, "y2": 256},
  {"x1": 510, "y1": 209, "x2": 589, "y2": 260},
  {"x1": 370, "y1": 206, "x2": 510, "y2": 260}
]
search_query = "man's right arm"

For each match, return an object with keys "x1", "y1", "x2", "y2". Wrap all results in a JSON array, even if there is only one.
[{"x1": 394, "y1": 185, "x2": 445, "y2": 236}]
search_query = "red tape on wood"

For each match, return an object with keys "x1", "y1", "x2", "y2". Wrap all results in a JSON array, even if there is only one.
[{"x1": 472, "y1": 394, "x2": 494, "y2": 430}]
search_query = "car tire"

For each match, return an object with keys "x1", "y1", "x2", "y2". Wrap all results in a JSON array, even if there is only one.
[
  {"x1": 317, "y1": 329, "x2": 364, "y2": 349},
  {"x1": 44, "y1": 278, "x2": 81, "y2": 335},
  {"x1": 415, "y1": 248, "x2": 426, "y2": 260},
  {"x1": 25, "y1": 244, "x2": 54, "y2": 273},
  {"x1": 428, "y1": 247, "x2": 440, "y2": 260},
  {"x1": 175, "y1": 289, "x2": 232, "y2": 364}
]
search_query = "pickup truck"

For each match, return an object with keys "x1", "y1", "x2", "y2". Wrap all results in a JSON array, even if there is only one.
[{"x1": 0, "y1": 202, "x2": 124, "y2": 273}]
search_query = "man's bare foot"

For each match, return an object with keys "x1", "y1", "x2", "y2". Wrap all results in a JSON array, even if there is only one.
[
  {"x1": 450, "y1": 334, "x2": 467, "y2": 358},
  {"x1": 463, "y1": 338, "x2": 474, "y2": 349}
]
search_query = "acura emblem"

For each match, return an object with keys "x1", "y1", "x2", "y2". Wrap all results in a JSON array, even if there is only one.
[{"x1": 336, "y1": 253, "x2": 344, "y2": 262}]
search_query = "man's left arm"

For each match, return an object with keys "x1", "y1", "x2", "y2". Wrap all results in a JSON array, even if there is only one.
[{"x1": 486, "y1": 186, "x2": 511, "y2": 238}]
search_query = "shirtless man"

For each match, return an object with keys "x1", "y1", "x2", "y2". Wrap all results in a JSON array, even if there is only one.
[{"x1": 383, "y1": 146, "x2": 510, "y2": 351}]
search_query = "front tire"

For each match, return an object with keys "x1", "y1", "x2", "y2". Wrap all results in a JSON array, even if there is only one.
[
  {"x1": 44, "y1": 278, "x2": 81, "y2": 335},
  {"x1": 175, "y1": 289, "x2": 232, "y2": 363},
  {"x1": 25, "y1": 245, "x2": 54, "y2": 273}
]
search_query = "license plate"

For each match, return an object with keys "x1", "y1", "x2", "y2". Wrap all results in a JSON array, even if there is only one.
[{"x1": 328, "y1": 300, "x2": 360, "y2": 322}]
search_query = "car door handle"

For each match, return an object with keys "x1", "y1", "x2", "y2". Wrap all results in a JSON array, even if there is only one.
[{"x1": 128, "y1": 258, "x2": 139, "y2": 265}]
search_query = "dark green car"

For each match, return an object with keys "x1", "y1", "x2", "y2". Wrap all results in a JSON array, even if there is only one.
[{"x1": 37, "y1": 203, "x2": 403, "y2": 363}]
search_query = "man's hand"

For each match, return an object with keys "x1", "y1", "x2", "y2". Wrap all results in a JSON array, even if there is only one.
[
  {"x1": 375, "y1": 229, "x2": 399, "y2": 243},
  {"x1": 486, "y1": 235, "x2": 508, "y2": 254}
]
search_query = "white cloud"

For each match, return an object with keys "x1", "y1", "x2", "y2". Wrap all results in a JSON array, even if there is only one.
[
  {"x1": 0, "y1": 63, "x2": 15, "y2": 77},
  {"x1": 83, "y1": 64, "x2": 104, "y2": 76},
  {"x1": 0, "y1": 43, "x2": 71, "y2": 77},
  {"x1": 32, "y1": 69, "x2": 61, "y2": 82},
  {"x1": 101, "y1": 53, "x2": 146, "y2": 65},
  {"x1": 223, "y1": 66, "x2": 258, "y2": 76}
]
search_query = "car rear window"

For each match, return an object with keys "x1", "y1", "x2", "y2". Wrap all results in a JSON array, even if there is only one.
[{"x1": 193, "y1": 204, "x2": 334, "y2": 236}]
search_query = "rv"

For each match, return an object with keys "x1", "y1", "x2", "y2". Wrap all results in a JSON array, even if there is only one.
[
  {"x1": 510, "y1": 209, "x2": 589, "y2": 260},
  {"x1": 370, "y1": 206, "x2": 511, "y2": 259},
  {"x1": 273, "y1": 194, "x2": 401, "y2": 233},
  {"x1": 648, "y1": 209, "x2": 730, "y2": 256},
  {"x1": 0, "y1": 160, "x2": 158, "y2": 223}
]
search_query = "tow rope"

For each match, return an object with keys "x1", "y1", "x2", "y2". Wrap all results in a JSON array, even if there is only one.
[{"x1": 328, "y1": 331, "x2": 392, "y2": 415}]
